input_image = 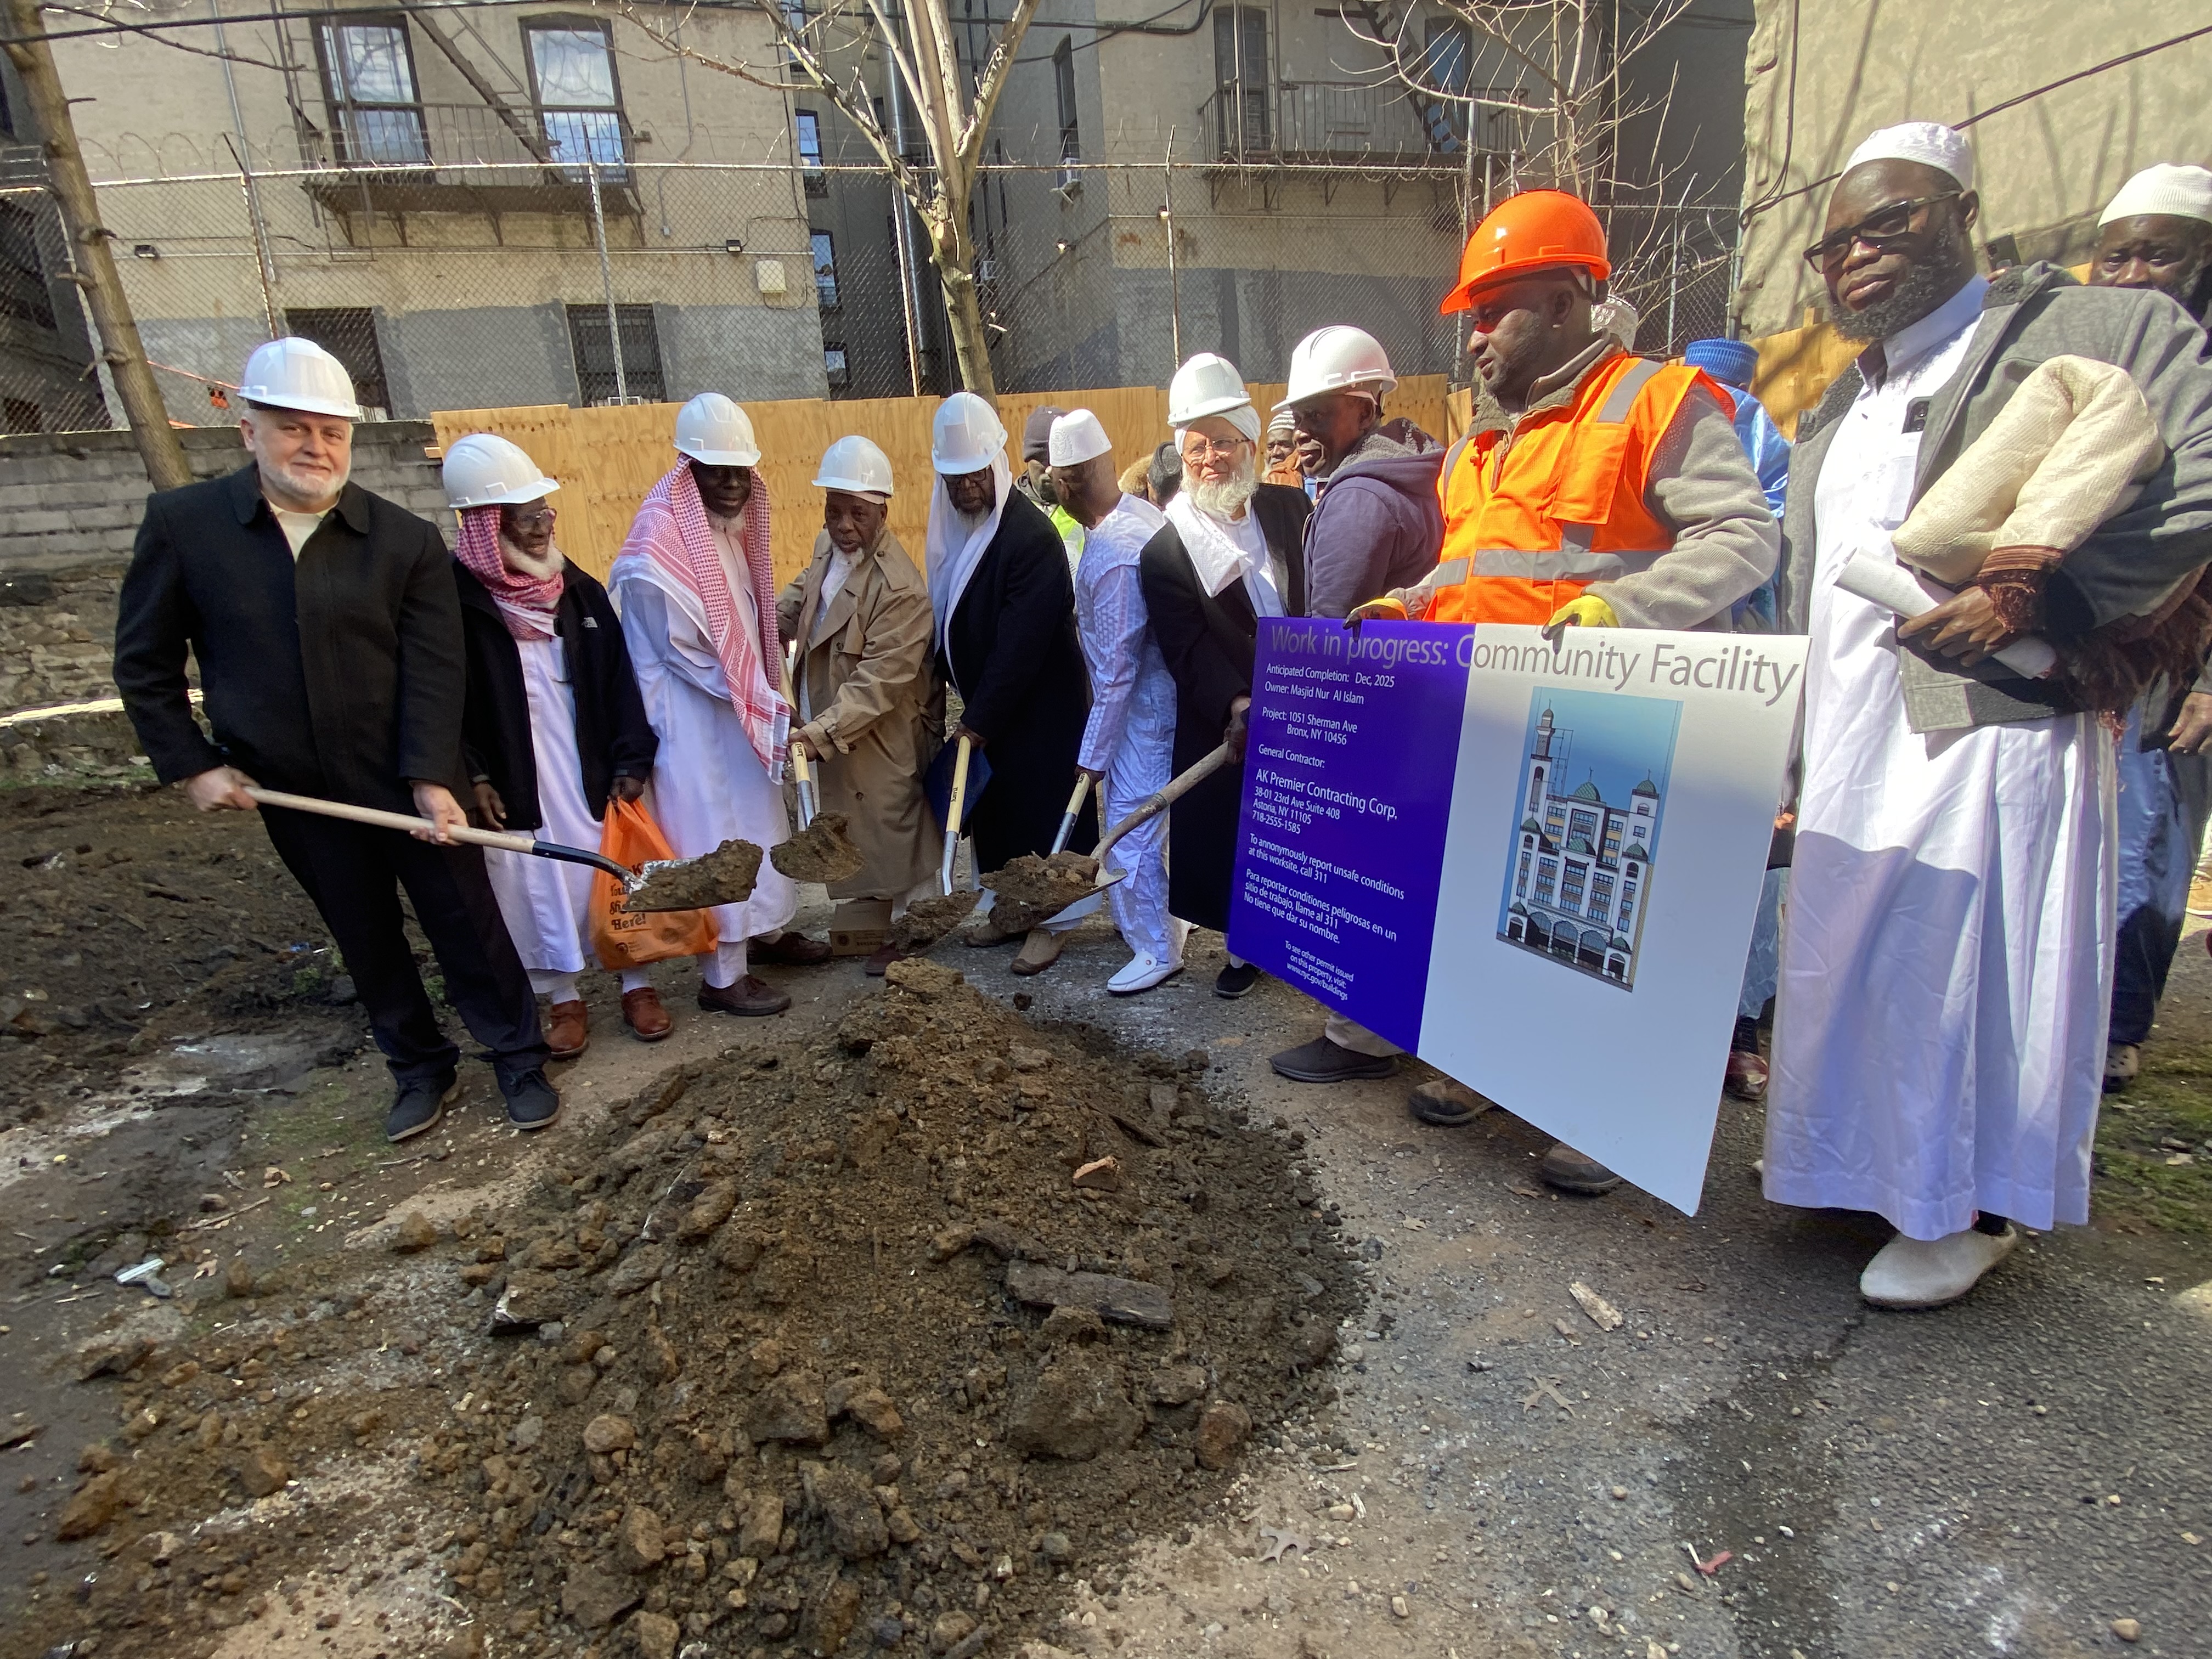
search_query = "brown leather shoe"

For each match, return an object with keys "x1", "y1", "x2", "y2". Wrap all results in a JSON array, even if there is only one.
[
  {"x1": 864, "y1": 943, "x2": 911, "y2": 977},
  {"x1": 545, "y1": 999, "x2": 589, "y2": 1059},
  {"x1": 1009, "y1": 927, "x2": 1066, "y2": 977},
  {"x1": 697, "y1": 975, "x2": 792, "y2": 1017},
  {"x1": 621, "y1": 986, "x2": 673, "y2": 1041},
  {"x1": 1723, "y1": 1048, "x2": 1769, "y2": 1102},
  {"x1": 750, "y1": 932, "x2": 833, "y2": 966}
]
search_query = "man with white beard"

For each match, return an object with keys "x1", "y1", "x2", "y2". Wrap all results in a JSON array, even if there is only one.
[
  {"x1": 1038, "y1": 409, "x2": 1180, "y2": 991},
  {"x1": 1138, "y1": 354, "x2": 1312, "y2": 996}
]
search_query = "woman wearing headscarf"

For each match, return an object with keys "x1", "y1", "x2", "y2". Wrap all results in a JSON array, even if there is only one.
[
  {"x1": 447, "y1": 434, "x2": 667, "y2": 1058},
  {"x1": 776, "y1": 436, "x2": 944, "y2": 974},
  {"x1": 611, "y1": 393, "x2": 830, "y2": 1021}
]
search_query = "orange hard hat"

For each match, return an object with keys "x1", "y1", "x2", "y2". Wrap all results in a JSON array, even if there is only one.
[{"x1": 1441, "y1": 188, "x2": 1611, "y2": 314}]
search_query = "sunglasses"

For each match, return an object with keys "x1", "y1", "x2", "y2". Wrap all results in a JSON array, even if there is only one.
[{"x1": 1802, "y1": 191, "x2": 1962, "y2": 272}]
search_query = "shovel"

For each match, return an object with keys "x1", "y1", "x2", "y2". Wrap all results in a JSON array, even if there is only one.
[
  {"x1": 779, "y1": 650, "x2": 817, "y2": 830},
  {"x1": 242, "y1": 787, "x2": 754, "y2": 912},
  {"x1": 977, "y1": 771, "x2": 1092, "y2": 923},
  {"x1": 938, "y1": 732, "x2": 973, "y2": 896},
  {"x1": 1022, "y1": 744, "x2": 1231, "y2": 926}
]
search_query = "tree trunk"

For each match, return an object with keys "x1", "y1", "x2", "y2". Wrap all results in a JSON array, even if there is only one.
[
  {"x1": 2, "y1": 0, "x2": 190, "y2": 489},
  {"x1": 926, "y1": 196, "x2": 997, "y2": 401}
]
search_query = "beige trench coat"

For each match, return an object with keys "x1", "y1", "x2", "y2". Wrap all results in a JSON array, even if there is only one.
[{"x1": 776, "y1": 527, "x2": 944, "y2": 901}]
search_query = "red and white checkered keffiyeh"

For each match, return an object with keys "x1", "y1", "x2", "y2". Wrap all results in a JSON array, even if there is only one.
[
  {"x1": 453, "y1": 505, "x2": 563, "y2": 640},
  {"x1": 619, "y1": 461, "x2": 784, "y2": 772}
]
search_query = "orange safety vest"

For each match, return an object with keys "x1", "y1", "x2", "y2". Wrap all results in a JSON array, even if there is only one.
[{"x1": 1429, "y1": 355, "x2": 1720, "y2": 627}]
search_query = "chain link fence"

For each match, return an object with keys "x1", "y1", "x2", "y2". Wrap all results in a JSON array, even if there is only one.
[{"x1": 0, "y1": 153, "x2": 1738, "y2": 433}]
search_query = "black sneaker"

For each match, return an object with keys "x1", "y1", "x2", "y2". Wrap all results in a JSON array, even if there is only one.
[
  {"x1": 499, "y1": 1066, "x2": 562, "y2": 1131},
  {"x1": 387, "y1": 1073, "x2": 458, "y2": 1144},
  {"x1": 1214, "y1": 961, "x2": 1262, "y2": 999}
]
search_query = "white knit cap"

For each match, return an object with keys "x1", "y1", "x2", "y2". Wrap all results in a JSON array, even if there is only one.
[
  {"x1": 1591, "y1": 295, "x2": 1640, "y2": 349},
  {"x1": 1047, "y1": 409, "x2": 1113, "y2": 467},
  {"x1": 1844, "y1": 121, "x2": 1974, "y2": 191},
  {"x1": 2100, "y1": 163, "x2": 2212, "y2": 228}
]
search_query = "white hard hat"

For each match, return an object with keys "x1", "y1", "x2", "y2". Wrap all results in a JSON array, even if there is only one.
[
  {"x1": 1167, "y1": 352, "x2": 1254, "y2": 427},
  {"x1": 931, "y1": 391, "x2": 1007, "y2": 475},
  {"x1": 1047, "y1": 409, "x2": 1112, "y2": 467},
  {"x1": 1283, "y1": 325, "x2": 1398, "y2": 408},
  {"x1": 673, "y1": 392, "x2": 761, "y2": 467},
  {"x1": 238, "y1": 336, "x2": 362, "y2": 420},
  {"x1": 442, "y1": 432, "x2": 560, "y2": 509},
  {"x1": 814, "y1": 435, "x2": 894, "y2": 498}
]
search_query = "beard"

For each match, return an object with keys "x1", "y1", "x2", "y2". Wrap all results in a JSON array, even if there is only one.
[
  {"x1": 1184, "y1": 453, "x2": 1258, "y2": 521},
  {"x1": 258, "y1": 452, "x2": 350, "y2": 509},
  {"x1": 1829, "y1": 261, "x2": 1957, "y2": 342}
]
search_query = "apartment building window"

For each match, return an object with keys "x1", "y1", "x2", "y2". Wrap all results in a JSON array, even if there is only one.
[
  {"x1": 811, "y1": 231, "x2": 839, "y2": 308},
  {"x1": 1212, "y1": 6, "x2": 1269, "y2": 154},
  {"x1": 316, "y1": 16, "x2": 430, "y2": 165},
  {"x1": 566, "y1": 303, "x2": 664, "y2": 404},
  {"x1": 284, "y1": 307, "x2": 391, "y2": 415},
  {"x1": 526, "y1": 19, "x2": 627, "y2": 177},
  {"x1": 1053, "y1": 40, "x2": 1080, "y2": 165},
  {"x1": 823, "y1": 345, "x2": 850, "y2": 391},
  {"x1": 0, "y1": 201, "x2": 55, "y2": 330},
  {"x1": 795, "y1": 110, "x2": 827, "y2": 196}
]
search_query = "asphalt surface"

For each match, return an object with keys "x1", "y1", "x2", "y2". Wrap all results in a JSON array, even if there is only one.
[{"x1": 1001, "y1": 918, "x2": 2212, "y2": 1659}]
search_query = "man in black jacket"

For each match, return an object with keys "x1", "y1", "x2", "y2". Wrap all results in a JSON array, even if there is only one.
[
  {"x1": 1138, "y1": 353, "x2": 1310, "y2": 997},
  {"x1": 922, "y1": 392, "x2": 1095, "y2": 951},
  {"x1": 112, "y1": 337, "x2": 555, "y2": 1143}
]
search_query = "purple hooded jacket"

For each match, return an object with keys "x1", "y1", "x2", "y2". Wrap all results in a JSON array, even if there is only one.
[{"x1": 1300, "y1": 426, "x2": 1446, "y2": 618}]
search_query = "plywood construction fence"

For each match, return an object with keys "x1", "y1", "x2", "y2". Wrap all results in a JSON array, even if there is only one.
[{"x1": 430, "y1": 375, "x2": 1453, "y2": 586}]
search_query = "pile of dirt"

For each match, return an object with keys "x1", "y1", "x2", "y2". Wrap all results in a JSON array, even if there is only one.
[
  {"x1": 0, "y1": 784, "x2": 357, "y2": 1129},
  {"x1": 23, "y1": 960, "x2": 1359, "y2": 1658},
  {"x1": 625, "y1": 837, "x2": 761, "y2": 913},
  {"x1": 890, "y1": 890, "x2": 980, "y2": 950},
  {"x1": 770, "y1": 814, "x2": 866, "y2": 885},
  {"x1": 979, "y1": 854, "x2": 1099, "y2": 933}
]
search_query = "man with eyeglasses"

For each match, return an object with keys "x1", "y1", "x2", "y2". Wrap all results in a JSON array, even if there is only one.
[
  {"x1": 1763, "y1": 123, "x2": 2212, "y2": 1310},
  {"x1": 2086, "y1": 163, "x2": 2212, "y2": 1097}
]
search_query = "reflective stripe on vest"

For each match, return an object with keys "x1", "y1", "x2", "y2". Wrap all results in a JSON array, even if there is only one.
[{"x1": 1427, "y1": 354, "x2": 1709, "y2": 627}]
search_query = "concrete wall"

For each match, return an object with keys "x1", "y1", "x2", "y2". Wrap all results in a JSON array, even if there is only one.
[
  {"x1": 0, "y1": 422, "x2": 447, "y2": 575},
  {"x1": 1736, "y1": 0, "x2": 2212, "y2": 336}
]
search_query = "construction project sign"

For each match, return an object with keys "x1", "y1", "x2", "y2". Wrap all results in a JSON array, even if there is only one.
[{"x1": 1227, "y1": 619, "x2": 1808, "y2": 1214}]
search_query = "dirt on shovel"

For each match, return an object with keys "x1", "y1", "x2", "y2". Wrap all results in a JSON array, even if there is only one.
[
  {"x1": 891, "y1": 888, "x2": 982, "y2": 949},
  {"x1": 769, "y1": 811, "x2": 867, "y2": 885},
  {"x1": 981, "y1": 850, "x2": 1101, "y2": 930},
  {"x1": 622, "y1": 837, "x2": 762, "y2": 912}
]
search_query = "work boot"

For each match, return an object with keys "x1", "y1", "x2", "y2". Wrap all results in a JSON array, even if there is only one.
[
  {"x1": 545, "y1": 999, "x2": 589, "y2": 1060},
  {"x1": 1408, "y1": 1077, "x2": 1494, "y2": 1127},
  {"x1": 387, "y1": 1072, "x2": 458, "y2": 1144},
  {"x1": 698, "y1": 975, "x2": 793, "y2": 1017},
  {"x1": 751, "y1": 932, "x2": 833, "y2": 967},
  {"x1": 1269, "y1": 1036, "x2": 1396, "y2": 1084},
  {"x1": 1539, "y1": 1143, "x2": 1621, "y2": 1194},
  {"x1": 1859, "y1": 1226, "x2": 2017, "y2": 1309},
  {"x1": 499, "y1": 1066, "x2": 562, "y2": 1131},
  {"x1": 1010, "y1": 928, "x2": 1067, "y2": 977},
  {"x1": 620, "y1": 986, "x2": 672, "y2": 1041}
]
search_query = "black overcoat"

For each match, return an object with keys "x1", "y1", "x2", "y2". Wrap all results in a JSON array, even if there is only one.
[
  {"x1": 114, "y1": 464, "x2": 467, "y2": 812},
  {"x1": 454, "y1": 559, "x2": 658, "y2": 831},
  {"x1": 936, "y1": 488, "x2": 1096, "y2": 871},
  {"x1": 1136, "y1": 483, "x2": 1310, "y2": 932}
]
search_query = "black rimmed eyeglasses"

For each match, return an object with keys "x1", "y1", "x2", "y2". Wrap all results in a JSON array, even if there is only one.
[{"x1": 1802, "y1": 191, "x2": 1963, "y2": 272}]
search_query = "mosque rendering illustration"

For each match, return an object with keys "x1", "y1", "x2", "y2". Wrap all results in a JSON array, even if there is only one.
[{"x1": 1498, "y1": 703, "x2": 1662, "y2": 988}]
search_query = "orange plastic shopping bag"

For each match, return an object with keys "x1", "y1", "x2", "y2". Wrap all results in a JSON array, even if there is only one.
[{"x1": 588, "y1": 798, "x2": 718, "y2": 968}]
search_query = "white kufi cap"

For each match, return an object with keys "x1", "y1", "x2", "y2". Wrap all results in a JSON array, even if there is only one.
[
  {"x1": 2100, "y1": 163, "x2": 2212, "y2": 228},
  {"x1": 1844, "y1": 121, "x2": 1974, "y2": 191},
  {"x1": 1047, "y1": 409, "x2": 1112, "y2": 467}
]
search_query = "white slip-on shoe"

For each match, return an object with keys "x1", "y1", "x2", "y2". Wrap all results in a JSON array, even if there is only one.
[
  {"x1": 1108, "y1": 951, "x2": 1184, "y2": 996},
  {"x1": 2104, "y1": 1042, "x2": 2140, "y2": 1092},
  {"x1": 1859, "y1": 1226, "x2": 2017, "y2": 1310}
]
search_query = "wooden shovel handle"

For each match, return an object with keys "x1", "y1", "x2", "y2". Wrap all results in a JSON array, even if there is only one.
[
  {"x1": 245, "y1": 786, "x2": 539, "y2": 853},
  {"x1": 1096, "y1": 744, "x2": 1228, "y2": 862}
]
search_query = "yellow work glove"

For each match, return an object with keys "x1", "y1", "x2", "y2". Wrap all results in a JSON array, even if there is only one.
[
  {"x1": 1347, "y1": 595, "x2": 1409, "y2": 623},
  {"x1": 1542, "y1": 594, "x2": 1617, "y2": 640}
]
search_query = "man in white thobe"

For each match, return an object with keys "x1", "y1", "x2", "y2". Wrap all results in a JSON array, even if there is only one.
[
  {"x1": 611, "y1": 393, "x2": 831, "y2": 1018},
  {"x1": 1034, "y1": 409, "x2": 1180, "y2": 992},
  {"x1": 1767, "y1": 123, "x2": 2212, "y2": 1308}
]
